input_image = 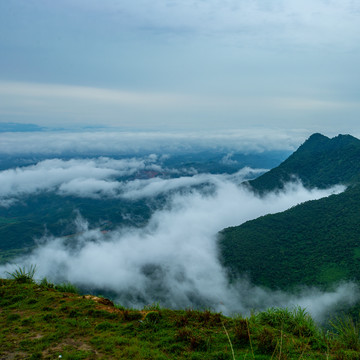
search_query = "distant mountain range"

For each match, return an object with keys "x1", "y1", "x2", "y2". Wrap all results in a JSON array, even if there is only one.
[
  {"x1": 220, "y1": 133, "x2": 360, "y2": 289},
  {"x1": 0, "y1": 122, "x2": 46, "y2": 132}
]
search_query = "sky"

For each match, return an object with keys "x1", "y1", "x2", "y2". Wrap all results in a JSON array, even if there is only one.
[{"x1": 0, "y1": 0, "x2": 360, "y2": 136}]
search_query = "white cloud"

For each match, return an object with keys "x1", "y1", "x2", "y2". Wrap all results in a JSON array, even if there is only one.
[
  {"x1": 0, "y1": 171, "x2": 348, "y2": 320},
  {"x1": 0, "y1": 157, "x2": 161, "y2": 201},
  {"x1": 119, "y1": 169, "x2": 265, "y2": 200},
  {"x1": 0, "y1": 128, "x2": 309, "y2": 155}
]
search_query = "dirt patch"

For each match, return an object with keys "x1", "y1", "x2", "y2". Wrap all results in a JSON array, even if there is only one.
[
  {"x1": 44, "y1": 338, "x2": 98, "y2": 357},
  {"x1": 0, "y1": 351, "x2": 28, "y2": 360},
  {"x1": 83, "y1": 295, "x2": 114, "y2": 307}
]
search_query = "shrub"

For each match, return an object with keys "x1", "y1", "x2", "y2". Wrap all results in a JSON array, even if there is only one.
[
  {"x1": 143, "y1": 302, "x2": 161, "y2": 311},
  {"x1": 257, "y1": 327, "x2": 277, "y2": 353},
  {"x1": 7, "y1": 313, "x2": 21, "y2": 322},
  {"x1": 330, "y1": 315, "x2": 360, "y2": 351},
  {"x1": 233, "y1": 318, "x2": 249, "y2": 345},
  {"x1": 40, "y1": 277, "x2": 54, "y2": 289},
  {"x1": 95, "y1": 321, "x2": 115, "y2": 331},
  {"x1": 256, "y1": 306, "x2": 317, "y2": 337},
  {"x1": 175, "y1": 314, "x2": 189, "y2": 327},
  {"x1": 122, "y1": 310, "x2": 142, "y2": 321},
  {"x1": 29, "y1": 353, "x2": 42, "y2": 360},
  {"x1": 144, "y1": 311, "x2": 161, "y2": 324},
  {"x1": 6, "y1": 265, "x2": 36, "y2": 284},
  {"x1": 55, "y1": 282, "x2": 79, "y2": 294}
]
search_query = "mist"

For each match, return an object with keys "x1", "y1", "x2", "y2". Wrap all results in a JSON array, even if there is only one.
[{"x1": 0, "y1": 163, "x2": 352, "y2": 322}]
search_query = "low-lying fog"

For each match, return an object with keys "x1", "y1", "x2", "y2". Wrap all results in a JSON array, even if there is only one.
[{"x1": 0, "y1": 154, "x2": 356, "y2": 322}]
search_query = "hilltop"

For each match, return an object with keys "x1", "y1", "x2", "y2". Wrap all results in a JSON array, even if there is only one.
[
  {"x1": 220, "y1": 133, "x2": 360, "y2": 289},
  {"x1": 1, "y1": 274, "x2": 360, "y2": 359},
  {"x1": 247, "y1": 133, "x2": 360, "y2": 192}
]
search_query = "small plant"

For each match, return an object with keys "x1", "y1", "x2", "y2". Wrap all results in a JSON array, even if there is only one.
[
  {"x1": 7, "y1": 313, "x2": 21, "y2": 322},
  {"x1": 257, "y1": 327, "x2": 277, "y2": 354},
  {"x1": 55, "y1": 282, "x2": 79, "y2": 294},
  {"x1": 122, "y1": 309, "x2": 143, "y2": 321},
  {"x1": 95, "y1": 321, "x2": 116, "y2": 331},
  {"x1": 6, "y1": 264, "x2": 36, "y2": 284},
  {"x1": 143, "y1": 302, "x2": 161, "y2": 311},
  {"x1": 175, "y1": 327, "x2": 207, "y2": 351},
  {"x1": 175, "y1": 314, "x2": 189, "y2": 327},
  {"x1": 234, "y1": 318, "x2": 249, "y2": 345},
  {"x1": 222, "y1": 321, "x2": 235, "y2": 360},
  {"x1": 40, "y1": 277, "x2": 54, "y2": 289},
  {"x1": 330, "y1": 315, "x2": 360, "y2": 351},
  {"x1": 144, "y1": 311, "x2": 162, "y2": 324}
]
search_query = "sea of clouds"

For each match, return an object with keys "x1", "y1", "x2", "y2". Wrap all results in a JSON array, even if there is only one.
[{"x1": 0, "y1": 154, "x2": 354, "y2": 322}]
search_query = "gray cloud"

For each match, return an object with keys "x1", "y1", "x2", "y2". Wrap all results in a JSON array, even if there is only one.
[{"x1": 58, "y1": 0, "x2": 360, "y2": 47}]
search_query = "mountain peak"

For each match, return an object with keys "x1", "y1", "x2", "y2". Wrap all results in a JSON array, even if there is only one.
[
  {"x1": 298, "y1": 133, "x2": 330, "y2": 153},
  {"x1": 248, "y1": 133, "x2": 360, "y2": 192}
]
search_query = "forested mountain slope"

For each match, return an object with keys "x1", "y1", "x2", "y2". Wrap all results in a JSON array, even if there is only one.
[
  {"x1": 220, "y1": 184, "x2": 360, "y2": 289},
  {"x1": 247, "y1": 133, "x2": 360, "y2": 193},
  {"x1": 220, "y1": 133, "x2": 360, "y2": 289}
]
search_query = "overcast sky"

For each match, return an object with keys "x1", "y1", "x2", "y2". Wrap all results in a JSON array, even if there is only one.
[{"x1": 0, "y1": 0, "x2": 359, "y2": 135}]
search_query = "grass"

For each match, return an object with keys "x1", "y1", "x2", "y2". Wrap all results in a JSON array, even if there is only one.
[{"x1": 1, "y1": 277, "x2": 360, "y2": 359}]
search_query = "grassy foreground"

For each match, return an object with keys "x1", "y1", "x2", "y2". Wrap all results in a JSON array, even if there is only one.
[{"x1": 1, "y1": 277, "x2": 360, "y2": 359}]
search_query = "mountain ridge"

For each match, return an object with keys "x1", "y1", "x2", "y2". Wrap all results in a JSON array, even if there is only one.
[
  {"x1": 220, "y1": 132, "x2": 360, "y2": 289},
  {"x1": 247, "y1": 133, "x2": 360, "y2": 192}
]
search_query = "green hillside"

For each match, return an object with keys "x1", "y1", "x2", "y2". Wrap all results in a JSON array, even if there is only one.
[
  {"x1": 1, "y1": 274, "x2": 360, "y2": 359},
  {"x1": 220, "y1": 184, "x2": 360, "y2": 289},
  {"x1": 0, "y1": 194, "x2": 153, "y2": 261},
  {"x1": 220, "y1": 133, "x2": 360, "y2": 289}
]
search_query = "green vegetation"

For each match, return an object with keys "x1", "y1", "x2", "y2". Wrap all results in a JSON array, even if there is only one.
[
  {"x1": 0, "y1": 193, "x2": 153, "y2": 261},
  {"x1": 6, "y1": 264, "x2": 37, "y2": 284},
  {"x1": 1, "y1": 277, "x2": 360, "y2": 359},
  {"x1": 220, "y1": 134, "x2": 360, "y2": 290},
  {"x1": 219, "y1": 183, "x2": 360, "y2": 289},
  {"x1": 248, "y1": 133, "x2": 360, "y2": 193}
]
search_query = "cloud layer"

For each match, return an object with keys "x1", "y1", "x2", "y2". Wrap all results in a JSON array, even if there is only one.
[
  {"x1": 0, "y1": 129, "x2": 308, "y2": 156},
  {"x1": 0, "y1": 157, "x2": 164, "y2": 203},
  {"x1": 0, "y1": 161, "x2": 350, "y2": 321}
]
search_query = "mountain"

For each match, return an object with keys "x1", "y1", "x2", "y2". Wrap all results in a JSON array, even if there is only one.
[
  {"x1": 219, "y1": 133, "x2": 360, "y2": 289},
  {"x1": 247, "y1": 133, "x2": 360, "y2": 193}
]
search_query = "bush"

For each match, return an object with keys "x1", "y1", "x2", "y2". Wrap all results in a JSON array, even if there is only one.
[
  {"x1": 144, "y1": 311, "x2": 161, "y2": 324},
  {"x1": 6, "y1": 265, "x2": 36, "y2": 284},
  {"x1": 256, "y1": 307, "x2": 317, "y2": 337},
  {"x1": 7, "y1": 313, "x2": 21, "y2": 322},
  {"x1": 55, "y1": 282, "x2": 79, "y2": 294},
  {"x1": 122, "y1": 310, "x2": 142, "y2": 321},
  {"x1": 233, "y1": 318, "x2": 249, "y2": 345},
  {"x1": 95, "y1": 321, "x2": 116, "y2": 331},
  {"x1": 40, "y1": 277, "x2": 54, "y2": 289},
  {"x1": 257, "y1": 327, "x2": 277, "y2": 353},
  {"x1": 330, "y1": 315, "x2": 360, "y2": 351}
]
